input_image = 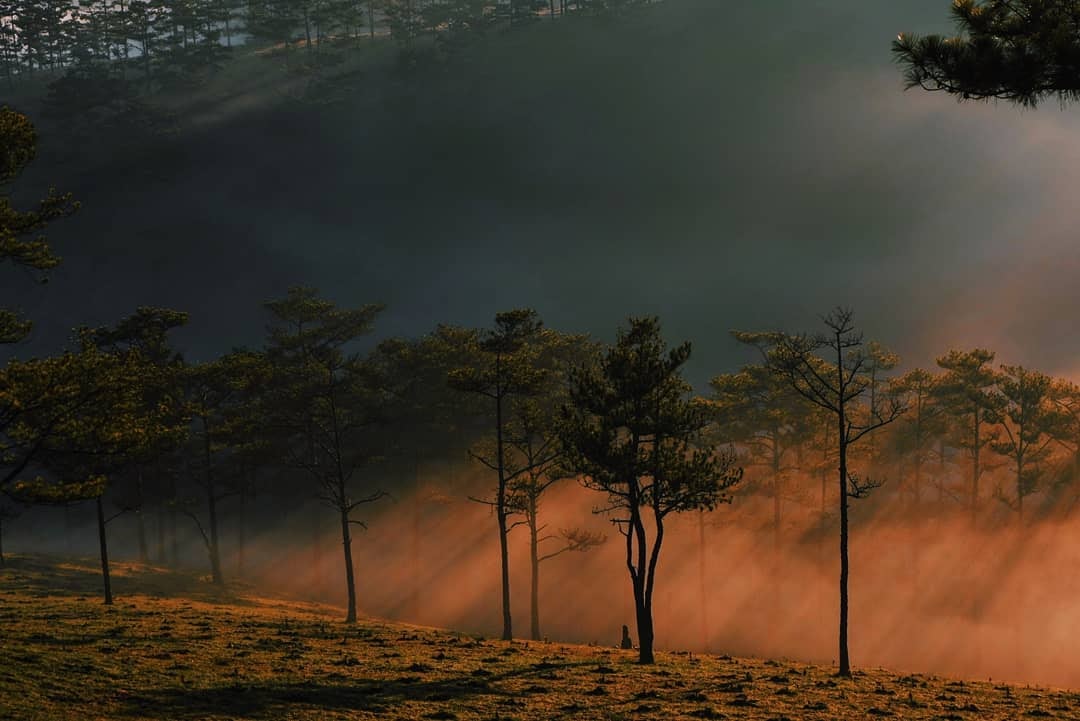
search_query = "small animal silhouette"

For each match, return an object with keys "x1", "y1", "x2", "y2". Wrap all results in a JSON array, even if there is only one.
[{"x1": 620, "y1": 625, "x2": 634, "y2": 650}]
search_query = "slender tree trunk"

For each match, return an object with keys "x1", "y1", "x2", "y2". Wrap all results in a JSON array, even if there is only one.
[
  {"x1": 772, "y1": 441, "x2": 782, "y2": 552},
  {"x1": 529, "y1": 498, "x2": 541, "y2": 641},
  {"x1": 938, "y1": 438, "x2": 946, "y2": 507},
  {"x1": 64, "y1": 503, "x2": 73, "y2": 555},
  {"x1": 820, "y1": 459, "x2": 827, "y2": 534},
  {"x1": 972, "y1": 412, "x2": 981, "y2": 527},
  {"x1": 697, "y1": 508, "x2": 708, "y2": 652},
  {"x1": 156, "y1": 501, "x2": 166, "y2": 564},
  {"x1": 169, "y1": 497, "x2": 179, "y2": 567},
  {"x1": 136, "y1": 467, "x2": 148, "y2": 562},
  {"x1": 142, "y1": 35, "x2": 151, "y2": 89},
  {"x1": 409, "y1": 458, "x2": 420, "y2": 619},
  {"x1": 495, "y1": 359, "x2": 513, "y2": 641},
  {"x1": 339, "y1": 495, "x2": 358, "y2": 623},
  {"x1": 1017, "y1": 456, "x2": 1024, "y2": 526},
  {"x1": 312, "y1": 505, "x2": 323, "y2": 589},
  {"x1": 201, "y1": 424, "x2": 223, "y2": 585},
  {"x1": 497, "y1": 501, "x2": 512, "y2": 640},
  {"x1": 837, "y1": 337, "x2": 851, "y2": 677},
  {"x1": 97, "y1": 497, "x2": 113, "y2": 606},
  {"x1": 914, "y1": 448, "x2": 922, "y2": 507},
  {"x1": 237, "y1": 483, "x2": 246, "y2": 577}
]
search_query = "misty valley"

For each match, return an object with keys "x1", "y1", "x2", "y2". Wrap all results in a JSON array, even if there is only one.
[{"x1": 5, "y1": 1, "x2": 1080, "y2": 720}]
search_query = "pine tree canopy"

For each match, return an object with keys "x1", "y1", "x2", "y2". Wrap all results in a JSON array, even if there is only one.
[{"x1": 895, "y1": 0, "x2": 1080, "y2": 106}]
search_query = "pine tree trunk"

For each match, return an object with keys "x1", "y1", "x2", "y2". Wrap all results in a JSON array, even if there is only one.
[
  {"x1": 340, "y1": 500, "x2": 358, "y2": 623},
  {"x1": 697, "y1": 509, "x2": 708, "y2": 652},
  {"x1": 1017, "y1": 456, "x2": 1024, "y2": 526},
  {"x1": 838, "y1": 432, "x2": 850, "y2": 677},
  {"x1": 136, "y1": 467, "x2": 148, "y2": 563},
  {"x1": 156, "y1": 501, "x2": 166, "y2": 564},
  {"x1": 409, "y1": 458, "x2": 420, "y2": 619},
  {"x1": 64, "y1": 503, "x2": 73, "y2": 555},
  {"x1": 498, "y1": 504, "x2": 512, "y2": 640},
  {"x1": 972, "y1": 412, "x2": 980, "y2": 527},
  {"x1": 914, "y1": 449, "x2": 922, "y2": 506},
  {"x1": 312, "y1": 506, "x2": 323, "y2": 589},
  {"x1": 773, "y1": 466, "x2": 781, "y2": 552},
  {"x1": 169, "y1": 500, "x2": 179, "y2": 568},
  {"x1": 635, "y1": 577, "x2": 654, "y2": 663},
  {"x1": 529, "y1": 499, "x2": 540, "y2": 641},
  {"x1": 938, "y1": 439, "x2": 946, "y2": 507},
  {"x1": 204, "y1": 428, "x2": 223, "y2": 586},
  {"x1": 495, "y1": 364, "x2": 513, "y2": 641},
  {"x1": 837, "y1": 336, "x2": 850, "y2": 678},
  {"x1": 237, "y1": 483, "x2": 246, "y2": 577},
  {"x1": 97, "y1": 497, "x2": 113, "y2": 606}
]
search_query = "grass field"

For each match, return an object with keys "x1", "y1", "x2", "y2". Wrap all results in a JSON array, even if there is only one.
[{"x1": 2, "y1": 555, "x2": 1079, "y2": 720}]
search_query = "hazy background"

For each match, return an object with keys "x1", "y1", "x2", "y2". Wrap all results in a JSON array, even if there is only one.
[{"x1": 8, "y1": 0, "x2": 1080, "y2": 385}]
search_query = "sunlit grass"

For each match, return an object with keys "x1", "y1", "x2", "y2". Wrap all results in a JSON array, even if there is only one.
[{"x1": 2, "y1": 554, "x2": 1078, "y2": 720}]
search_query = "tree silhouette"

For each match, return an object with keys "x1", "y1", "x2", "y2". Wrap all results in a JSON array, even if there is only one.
[
  {"x1": 0, "y1": 107, "x2": 77, "y2": 344},
  {"x1": 894, "y1": 0, "x2": 1080, "y2": 106},
  {"x1": 5, "y1": 332, "x2": 185, "y2": 604},
  {"x1": 710, "y1": 363, "x2": 814, "y2": 551},
  {"x1": 936, "y1": 348, "x2": 1003, "y2": 525},
  {"x1": 736, "y1": 308, "x2": 905, "y2": 677},
  {"x1": 989, "y1": 364, "x2": 1058, "y2": 523},
  {"x1": 891, "y1": 368, "x2": 947, "y2": 507},
  {"x1": 263, "y1": 286, "x2": 386, "y2": 624},
  {"x1": 561, "y1": 317, "x2": 741, "y2": 664},
  {"x1": 449, "y1": 308, "x2": 546, "y2": 641}
]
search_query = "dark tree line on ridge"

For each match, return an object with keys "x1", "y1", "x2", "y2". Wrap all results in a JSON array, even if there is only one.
[{"x1": 0, "y1": 0, "x2": 661, "y2": 92}]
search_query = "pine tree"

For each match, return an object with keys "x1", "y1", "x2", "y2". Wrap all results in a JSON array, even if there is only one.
[
  {"x1": 263, "y1": 286, "x2": 387, "y2": 624},
  {"x1": 711, "y1": 363, "x2": 814, "y2": 551},
  {"x1": 448, "y1": 308, "x2": 547, "y2": 641},
  {"x1": 737, "y1": 308, "x2": 905, "y2": 677},
  {"x1": 895, "y1": 0, "x2": 1080, "y2": 107},
  {"x1": 561, "y1": 317, "x2": 741, "y2": 664},
  {"x1": 989, "y1": 365, "x2": 1058, "y2": 524},
  {"x1": 936, "y1": 348, "x2": 1003, "y2": 525},
  {"x1": 0, "y1": 107, "x2": 77, "y2": 344}
]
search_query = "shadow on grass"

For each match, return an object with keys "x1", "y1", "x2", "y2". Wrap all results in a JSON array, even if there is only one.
[{"x1": 119, "y1": 660, "x2": 596, "y2": 719}]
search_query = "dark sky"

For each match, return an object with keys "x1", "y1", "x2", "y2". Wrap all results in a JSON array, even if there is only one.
[{"x1": 11, "y1": 0, "x2": 1080, "y2": 388}]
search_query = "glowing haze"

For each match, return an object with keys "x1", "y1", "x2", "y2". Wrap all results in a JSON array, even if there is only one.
[{"x1": 216, "y1": 468, "x2": 1080, "y2": 689}]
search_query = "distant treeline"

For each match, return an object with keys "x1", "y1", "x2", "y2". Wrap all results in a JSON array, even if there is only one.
[{"x1": 0, "y1": 0, "x2": 660, "y2": 90}]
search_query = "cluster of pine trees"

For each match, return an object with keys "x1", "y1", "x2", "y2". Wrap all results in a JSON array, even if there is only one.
[{"x1": 0, "y1": 0, "x2": 658, "y2": 91}]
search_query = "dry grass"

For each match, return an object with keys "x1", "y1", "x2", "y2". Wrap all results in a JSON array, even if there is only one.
[{"x1": 2, "y1": 555, "x2": 1079, "y2": 720}]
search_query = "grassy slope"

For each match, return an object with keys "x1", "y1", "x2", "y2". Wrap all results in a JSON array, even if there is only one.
[{"x1": 2, "y1": 556, "x2": 1079, "y2": 720}]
